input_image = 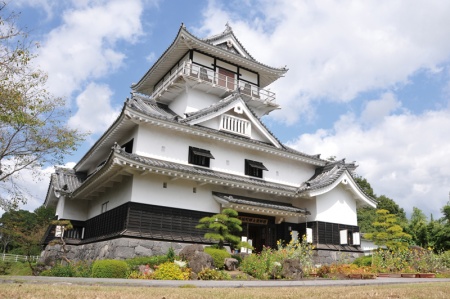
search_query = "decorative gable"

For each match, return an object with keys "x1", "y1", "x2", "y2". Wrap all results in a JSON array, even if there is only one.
[
  {"x1": 204, "y1": 23, "x2": 254, "y2": 60},
  {"x1": 182, "y1": 95, "x2": 282, "y2": 148}
]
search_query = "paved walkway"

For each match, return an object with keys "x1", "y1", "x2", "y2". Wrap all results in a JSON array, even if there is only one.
[{"x1": 2, "y1": 276, "x2": 450, "y2": 288}]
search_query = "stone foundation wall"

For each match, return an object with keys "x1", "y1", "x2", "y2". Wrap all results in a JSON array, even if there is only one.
[
  {"x1": 40, "y1": 238, "x2": 195, "y2": 263},
  {"x1": 312, "y1": 250, "x2": 363, "y2": 266}
]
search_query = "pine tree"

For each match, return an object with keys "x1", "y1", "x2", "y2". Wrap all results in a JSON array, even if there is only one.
[
  {"x1": 365, "y1": 209, "x2": 412, "y2": 250},
  {"x1": 196, "y1": 208, "x2": 244, "y2": 250}
]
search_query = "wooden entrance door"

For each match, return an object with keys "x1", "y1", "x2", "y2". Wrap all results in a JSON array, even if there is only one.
[{"x1": 217, "y1": 68, "x2": 235, "y2": 90}]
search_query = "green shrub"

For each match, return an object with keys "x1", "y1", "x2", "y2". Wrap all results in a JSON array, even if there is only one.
[
  {"x1": 440, "y1": 251, "x2": 450, "y2": 269},
  {"x1": 231, "y1": 254, "x2": 242, "y2": 265},
  {"x1": 240, "y1": 252, "x2": 272, "y2": 280},
  {"x1": 6, "y1": 261, "x2": 34, "y2": 276},
  {"x1": 353, "y1": 255, "x2": 372, "y2": 267},
  {"x1": 40, "y1": 263, "x2": 74, "y2": 277},
  {"x1": 71, "y1": 261, "x2": 93, "y2": 277},
  {"x1": 153, "y1": 262, "x2": 190, "y2": 280},
  {"x1": 92, "y1": 259, "x2": 129, "y2": 278},
  {"x1": 0, "y1": 261, "x2": 12, "y2": 275},
  {"x1": 39, "y1": 261, "x2": 92, "y2": 278},
  {"x1": 166, "y1": 247, "x2": 175, "y2": 262},
  {"x1": 197, "y1": 268, "x2": 231, "y2": 280},
  {"x1": 204, "y1": 247, "x2": 231, "y2": 270},
  {"x1": 125, "y1": 255, "x2": 168, "y2": 270}
]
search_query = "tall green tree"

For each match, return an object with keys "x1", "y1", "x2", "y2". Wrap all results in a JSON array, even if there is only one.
[
  {"x1": 196, "y1": 208, "x2": 244, "y2": 250},
  {"x1": 433, "y1": 203, "x2": 450, "y2": 251},
  {"x1": 0, "y1": 205, "x2": 54, "y2": 255},
  {"x1": 0, "y1": 4, "x2": 84, "y2": 209},
  {"x1": 365, "y1": 209, "x2": 412, "y2": 250},
  {"x1": 407, "y1": 207, "x2": 429, "y2": 247},
  {"x1": 355, "y1": 176, "x2": 408, "y2": 233}
]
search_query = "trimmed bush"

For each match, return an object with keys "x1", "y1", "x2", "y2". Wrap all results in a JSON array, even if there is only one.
[
  {"x1": 92, "y1": 259, "x2": 128, "y2": 278},
  {"x1": 197, "y1": 268, "x2": 231, "y2": 280},
  {"x1": 353, "y1": 255, "x2": 372, "y2": 267},
  {"x1": 152, "y1": 262, "x2": 190, "y2": 280},
  {"x1": 204, "y1": 247, "x2": 231, "y2": 270}
]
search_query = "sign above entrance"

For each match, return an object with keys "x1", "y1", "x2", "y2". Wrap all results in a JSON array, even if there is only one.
[{"x1": 238, "y1": 216, "x2": 268, "y2": 225}]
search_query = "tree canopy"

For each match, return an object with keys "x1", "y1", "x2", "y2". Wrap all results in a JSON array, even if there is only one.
[
  {"x1": 364, "y1": 209, "x2": 412, "y2": 250},
  {"x1": 0, "y1": 204, "x2": 55, "y2": 255},
  {"x1": 0, "y1": 4, "x2": 84, "y2": 209},
  {"x1": 196, "y1": 208, "x2": 244, "y2": 250}
]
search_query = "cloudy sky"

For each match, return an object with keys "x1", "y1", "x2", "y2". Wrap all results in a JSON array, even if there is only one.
[{"x1": 6, "y1": 0, "x2": 450, "y2": 219}]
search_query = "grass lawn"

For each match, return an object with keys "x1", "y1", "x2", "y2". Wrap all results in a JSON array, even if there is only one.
[{"x1": 0, "y1": 282, "x2": 448, "y2": 299}]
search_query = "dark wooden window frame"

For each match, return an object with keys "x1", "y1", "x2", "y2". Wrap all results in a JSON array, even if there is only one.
[
  {"x1": 245, "y1": 159, "x2": 268, "y2": 178},
  {"x1": 188, "y1": 146, "x2": 215, "y2": 167}
]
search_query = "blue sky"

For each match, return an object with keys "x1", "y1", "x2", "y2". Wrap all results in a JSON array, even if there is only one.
[{"x1": 6, "y1": 0, "x2": 450, "y2": 219}]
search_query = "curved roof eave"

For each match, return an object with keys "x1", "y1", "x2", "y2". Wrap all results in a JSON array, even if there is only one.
[
  {"x1": 74, "y1": 103, "x2": 131, "y2": 172},
  {"x1": 304, "y1": 171, "x2": 377, "y2": 208}
]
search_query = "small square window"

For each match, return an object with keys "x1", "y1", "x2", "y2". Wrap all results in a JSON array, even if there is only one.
[
  {"x1": 245, "y1": 159, "x2": 268, "y2": 178},
  {"x1": 188, "y1": 146, "x2": 214, "y2": 167}
]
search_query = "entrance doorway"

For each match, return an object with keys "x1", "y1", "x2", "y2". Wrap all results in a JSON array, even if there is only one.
[{"x1": 240, "y1": 216, "x2": 276, "y2": 253}]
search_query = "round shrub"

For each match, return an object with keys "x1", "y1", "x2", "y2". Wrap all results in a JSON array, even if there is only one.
[
  {"x1": 152, "y1": 262, "x2": 190, "y2": 280},
  {"x1": 204, "y1": 247, "x2": 231, "y2": 269},
  {"x1": 92, "y1": 259, "x2": 129, "y2": 278},
  {"x1": 353, "y1": 255, "x2": 372, "y2": 267}
]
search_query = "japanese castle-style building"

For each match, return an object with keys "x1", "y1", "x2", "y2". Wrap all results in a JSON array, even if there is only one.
[{"x1": 42, "y1": 24, "x2": 376, "y2": 262}]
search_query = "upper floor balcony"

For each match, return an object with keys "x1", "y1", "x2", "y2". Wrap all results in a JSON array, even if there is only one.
[{"x1": 151, "y1": 61, "x2": 280, "y2": 116}]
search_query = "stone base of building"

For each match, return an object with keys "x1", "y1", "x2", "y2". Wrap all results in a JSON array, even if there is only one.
[
  {"x1": 312, "y1": 249, "x2": 363, "y2": 265},
  {"x1": 40, "y1": 238, "x2": 194, "y2": 264}
]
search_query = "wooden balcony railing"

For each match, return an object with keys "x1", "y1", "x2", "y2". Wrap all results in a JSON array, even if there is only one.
[{"x1": 152, "y1": 61, "x2": 276, "y2": 104}]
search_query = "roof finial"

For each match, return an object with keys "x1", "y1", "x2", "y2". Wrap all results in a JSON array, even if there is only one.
[{"x1": 225, "y1": 22, "x2": 232, "y2": 32}]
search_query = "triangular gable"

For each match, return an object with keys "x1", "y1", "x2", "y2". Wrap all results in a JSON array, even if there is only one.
[
  {"x1": 204, "y1": 24, "x2": 254, "y2": 60},
  {"x1": 183, "y1": 96, "x2": 282, "y2": 148},
  {"x1": 305, "y1": 170, "x2": 376, "y2": 208}
]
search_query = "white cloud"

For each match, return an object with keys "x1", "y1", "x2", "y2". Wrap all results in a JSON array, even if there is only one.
[
  {"x1": 36, "y1": 0, "x2": 144, "y2": 97},
  {"x1": 287, "y1": 97, "x2": 450, "y2": 218},
  {"x1": 68, "y1": 83, "x2": 120, "y2": 134},
  {"x1": 361, "y1": 92, "x2": 402, "y2": 125},
  {"x1": 199, "y1": 0, "x2": 450, "y2": 124}
]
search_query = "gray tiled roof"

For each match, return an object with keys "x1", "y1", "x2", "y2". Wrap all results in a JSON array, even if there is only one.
[
  {"x1": 213, "y1": 192, "x2": 309, "y2": 214},
  {"x1": 117, "y1": 149, "x2": 298, "y2": 193},
  {"x1": 128, "y1": 94, "x2": 323, "y2": 162},
  {"x1": 51, "y1": 167, "x2": 85, "y2": 193},
  {"x1": 298, "y1": 159, "x2": 359, "y2": 193},
  {"x1": 203, "y1": 24, "x2": 256, "y2": 61},
  {"x1": 128, "y1": 94, "x2": 178, "y2": 119},
  {"x1": 181, "y1": 93, "x2": 239, "y2": 123}
]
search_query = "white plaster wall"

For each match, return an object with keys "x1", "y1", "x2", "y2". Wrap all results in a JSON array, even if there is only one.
[
  {"x1": 168, "y1": 91, "x2": 188, "y2": 116},
  {"x1": 294, "y1": 198, "x2": 317, "y2": 224},
  {"x1": 60, "y1": 198, "x2": 89, "y2": 221},
  {"x1": 239, "y1": 69, "x2": 258, "y2": 84},
  {"x1": 216, "y1": 60, "x2": 237, "y2": 72},
  {"x1": 314, "y1": 185, "x2": 357, "y2": 225},
  {"x1": 169, "y1": 89, "x2": 220, "y2": 116},
  {"x1": 55, "y1": 196, "x2": 65, "y2": 219},
  {"x1": 200, "y1": 117, "x2": 221, "y2": 130},
  {"x1": 135, "y1": 125, "x2": 316, "y2": 186},
  {"x1": 193, "y1": 51, "x2": 214, "y2": 68},
  {"x1": 87, "y1": 176, "x2": 133, "y2": 219},
  {"x1": 131, "y1": 173, "x2": 220, "y2": 213}
]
